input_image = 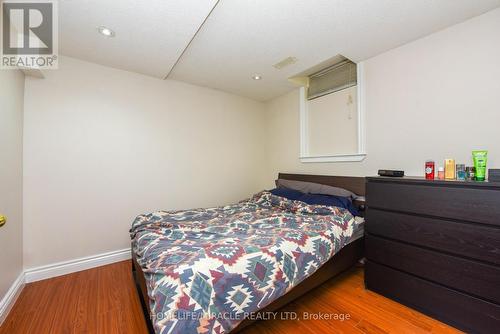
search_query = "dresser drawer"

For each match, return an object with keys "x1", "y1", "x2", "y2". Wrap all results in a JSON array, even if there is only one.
[
  {"x1": 366, "y1": 209, "x2": 500, "y2": 265},
  {"x1": 367, "y1": 181, "x2": 500, "y2": 226},
  {"x1": 366, "y1": 235, "x2": 500, "y2": 303},
  {"x1": 365, "y1": 261, "x2": 500, "y2": 334}
]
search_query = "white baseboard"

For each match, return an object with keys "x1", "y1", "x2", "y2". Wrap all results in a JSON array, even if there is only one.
[
  {"x1": 0, "y1": 248, "x2": 132, "y2": 323},
  {"x1": 24, "y1": 248, "x2": 131, "y2": 283},
  {"x1": 0, "y1": 272, "x2": 25, "y2": 326}
]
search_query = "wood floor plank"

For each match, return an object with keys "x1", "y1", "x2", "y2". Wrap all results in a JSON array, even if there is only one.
[
  {"x1": 355, "y1": 319, "x2": 389, "y2": 334},
  {"x1": 328, "y1": 278, "x2": 436, "y2": 331},
  {"x1": 0, "y1": 261, "x2": 461, "y2": 334},
  {"x1": 73, "y1": 267, "x2": 99, "y2": 333}
]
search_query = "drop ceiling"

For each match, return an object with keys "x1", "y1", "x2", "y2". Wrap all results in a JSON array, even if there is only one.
[
  {"x1": 59, "y1": 0, "x2": 500, "y2": 101},
  {"x1": 59, "y1": 0, "x2": 219, "y2": 78}
]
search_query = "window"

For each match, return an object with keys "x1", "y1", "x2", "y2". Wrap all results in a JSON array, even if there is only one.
[
  {"x1": 299, "y1": 57, "x2": 366, "y2": 163},
  {"x1": 307, "y1": 60, "x2": 357, "y2": 99}
]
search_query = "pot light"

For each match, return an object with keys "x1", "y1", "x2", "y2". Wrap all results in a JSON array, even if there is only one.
[
  {"x1": 252, "y1": 75, "x2": 262, "y2": 80},
  {"x1": 98, "y1": 26, "x2": 115, "y2": 37}
]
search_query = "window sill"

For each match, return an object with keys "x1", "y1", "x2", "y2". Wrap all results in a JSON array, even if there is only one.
[{"x1": 299, "y1": 153, "x2": 366, "y2": 163}]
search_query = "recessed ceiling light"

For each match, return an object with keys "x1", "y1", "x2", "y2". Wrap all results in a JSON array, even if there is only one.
[
  {"x1": 252, "y1": 75, "x2": 262, "y2": 80},
  {"x1": 97, "y1": 26, "x2": 115, "y2": 37}
]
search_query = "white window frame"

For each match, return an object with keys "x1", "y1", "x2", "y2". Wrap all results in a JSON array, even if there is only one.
[{"x1": 299, "y1": 61, "x2": 366, "y2": 163}]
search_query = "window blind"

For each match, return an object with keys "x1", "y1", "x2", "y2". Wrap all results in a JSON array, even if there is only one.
[{"x1": 307, "y1": 60, "x2": 357, "y2": 100}]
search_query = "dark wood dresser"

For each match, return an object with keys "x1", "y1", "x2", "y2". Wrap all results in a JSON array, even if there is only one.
[{"x1": 364, "y1": 176, "x2": 500, "y2": 334}]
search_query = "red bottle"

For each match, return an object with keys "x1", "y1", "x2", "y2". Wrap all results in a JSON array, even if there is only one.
[{"x1": 425, "y1": 160, "x2": 435, "y2": 180}]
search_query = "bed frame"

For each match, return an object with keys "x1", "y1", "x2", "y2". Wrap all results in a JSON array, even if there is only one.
[{"x1": 132, "y1": 173, "x2": 366, "y2": 333}]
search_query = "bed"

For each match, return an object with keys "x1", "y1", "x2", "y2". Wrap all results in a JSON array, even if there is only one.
[{"x1": 130, "y1": 173, "x2": 366, "y2": 334}]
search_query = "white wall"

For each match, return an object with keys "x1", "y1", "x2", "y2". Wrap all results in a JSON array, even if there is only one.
[
  {"x1": 264, "y1": 8, "x2": 500, "y2": 186},
  {"x1": 23, "y1": 56, "x2": 267, "y2": 268},
  {"x1": 0, "y1": 70, "x2": 24, "y2": 299},
  {"x1": 19, "y1": 7, "x2": 500, "y2": 269}
]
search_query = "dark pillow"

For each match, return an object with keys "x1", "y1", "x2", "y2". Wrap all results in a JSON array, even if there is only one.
[
  {"x1": 298, "y1": 193, "x2": 360, "y2": 216},
  {"x1": 276, "y1": 179, "x2": 364, "y2": 201},
  {"x1": 269, "y1": 187, "x2": 304, "y2": 201}
]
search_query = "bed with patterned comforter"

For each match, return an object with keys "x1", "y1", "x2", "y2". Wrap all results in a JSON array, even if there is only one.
[{"x1": 130, "y1": 191, "x2": 362, "y2": 334}]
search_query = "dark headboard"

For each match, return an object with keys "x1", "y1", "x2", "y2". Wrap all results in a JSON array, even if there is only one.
[{"x1": 278, "y1": 173, "x2": 366, "y2": 196}]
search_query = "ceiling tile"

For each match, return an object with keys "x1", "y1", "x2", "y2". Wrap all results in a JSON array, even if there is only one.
[
  {"x1": 169, "y1": 0, "x2": 500, "y2": 101},
  {"x1": 58, "y1": 0, "x2": 500, "y2": 101},
  {"x1": 59, "y1": 0, "x2": 218, "y2": 78}
]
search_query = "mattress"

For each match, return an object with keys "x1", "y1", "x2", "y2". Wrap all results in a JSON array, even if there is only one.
[
  {"x1": 347, "y1": 216, "x2": 365, "y2": 244},
  {"x1": 130, "y1": 191, "x2": 363, "y2": 334}
]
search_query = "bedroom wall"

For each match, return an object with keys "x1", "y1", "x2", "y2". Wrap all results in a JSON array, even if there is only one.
[
  {"x1": 264, "y1": 8, "x2": 500, "y2": 187},
  {"x1": 23, "y1": 56, "x2": 267, "y2": 268},
  {"x1": 0, "y1": 70, "x2": 24, "y2": 302}
]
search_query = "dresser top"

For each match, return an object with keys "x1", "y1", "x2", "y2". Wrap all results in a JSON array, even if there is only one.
[{"x1": 366, "y1": 176, "x2": 500, "y2": 189}]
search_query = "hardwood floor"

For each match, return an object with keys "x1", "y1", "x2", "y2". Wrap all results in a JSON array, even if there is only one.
[{"x1": 0, "y1": 261, "x2": 462, "y2": 334}]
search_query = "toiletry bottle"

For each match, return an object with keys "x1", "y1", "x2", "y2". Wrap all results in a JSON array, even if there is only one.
[
  {"x1": 437, "y1": 167, "x2": 445, "y2": 180},
  {"x1": 456, "y1": 164, "x2": 466, "y2": 181},
  {"x1": 445, "y1": 159, "x2": 456, "y2": 179},
  {"x1": 425, "y1": 161, "x2": 435, "y2": 180},
  {"x1": 472, "y1": 150, "x2": 488, "y2": 181},
  {"x1": 466, "y1": 167, "x2": 475, "y2": 181}
]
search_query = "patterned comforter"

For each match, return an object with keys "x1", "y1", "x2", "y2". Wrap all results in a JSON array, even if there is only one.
[{"x1": 130, "y1": 191, "x2": 362, "y2": 334}]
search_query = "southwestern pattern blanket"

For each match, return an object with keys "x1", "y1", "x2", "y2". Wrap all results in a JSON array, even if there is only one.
[{"x1": 130, "y1": 191, "x2": 361, "y2": 334}]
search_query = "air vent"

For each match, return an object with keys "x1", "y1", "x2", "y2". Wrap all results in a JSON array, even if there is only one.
[{"x1": 273, "y1": 57, "x2": 298, "y2": 70}]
